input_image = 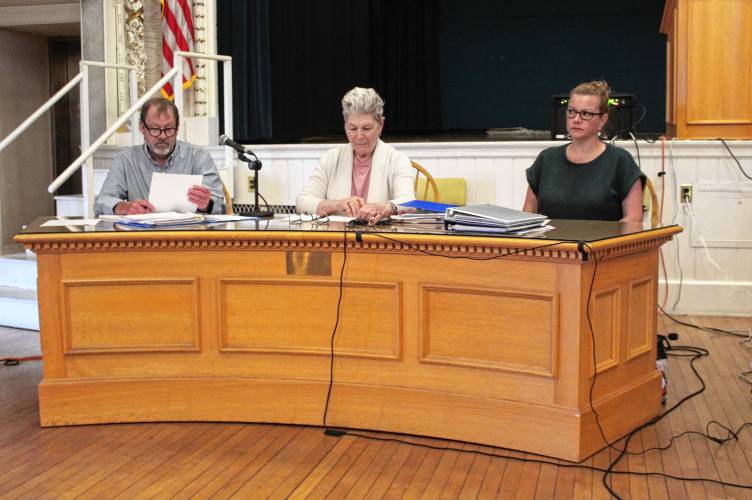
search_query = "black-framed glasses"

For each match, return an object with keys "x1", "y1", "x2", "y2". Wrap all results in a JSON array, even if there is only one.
[
  {"x1": 566, "y1": 108, "x2": 604, "y2": 121},
  {"x1": 143, "y1": 124, "x2": 177, "y2": 137}
]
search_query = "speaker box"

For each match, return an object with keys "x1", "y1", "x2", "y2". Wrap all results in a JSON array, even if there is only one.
[{"x1": 551, "y1": 94, "x2": 634, "y2": 140}]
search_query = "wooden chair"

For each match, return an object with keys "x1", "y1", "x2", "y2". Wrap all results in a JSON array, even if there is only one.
[
  {"x1": 412, "y1": 160, "x2": 440, "y2": 202},
  {"x1": 223, "y1": 182, "x2": 234, "y2": 215},
  {"x1": 642, "y1": 176, "x2": 659, "y2": 226}
]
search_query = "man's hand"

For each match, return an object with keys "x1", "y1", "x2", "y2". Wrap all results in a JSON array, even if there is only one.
[
  {"x1": 188, "y1": 185, "x2": 212, "y2": 211},
  {"x1": 114, "y1": 199, "x2": 155, "y2": 215}
]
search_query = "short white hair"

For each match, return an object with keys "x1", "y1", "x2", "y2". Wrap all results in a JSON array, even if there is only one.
[{"x1": 341, "y1": 87, "x2": 384, "y2": 121}]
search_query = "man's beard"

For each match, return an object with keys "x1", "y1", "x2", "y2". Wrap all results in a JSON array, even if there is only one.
[{"x1": 147, "y1": 141, "x2": 175, "y2": 161}]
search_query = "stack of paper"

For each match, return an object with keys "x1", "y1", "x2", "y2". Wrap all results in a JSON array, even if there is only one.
[
  {"x1": 100, "y1": 212, "x2": 205, "y2": 228},
  {"x1": 391, "y1": 212, "x2": 445, "y2": 224},
  {"x1": 444, "y1": 204, "x2": 551, "y2": 234},
  {"x1": 393, "y1": 199, "x2": 457, "y2": 224}
]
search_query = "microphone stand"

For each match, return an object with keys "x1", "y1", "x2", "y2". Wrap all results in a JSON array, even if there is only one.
[{"x1": 236, "y1": 150, "x2": 273, "y2": 218}]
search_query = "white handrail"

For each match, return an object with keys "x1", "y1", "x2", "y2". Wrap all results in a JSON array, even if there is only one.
[
  {"x1": 0, "y1": 74, "x2": 83, "y2": 154},
  {"x1": 82, "y1": 61, "x2": 136, "y2": 70},
  {"x1": 0, "y1": 61, "x2": 137, "y2": 156},
  {"x1": 80, "y1": 64, "x2": 90, "y2": 217},
  {"x1": 48, "y1": 66, "x2": 180, "y2": 194}
]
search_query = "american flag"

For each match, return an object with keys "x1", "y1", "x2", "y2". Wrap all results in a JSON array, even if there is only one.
[{"x1": 160, "y1": 0, "x2": 196, "y2": 99}]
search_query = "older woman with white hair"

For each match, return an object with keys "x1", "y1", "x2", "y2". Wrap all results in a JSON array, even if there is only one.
[{"x1": 296, "y1": 87, "x2": 415, "y2": 224}]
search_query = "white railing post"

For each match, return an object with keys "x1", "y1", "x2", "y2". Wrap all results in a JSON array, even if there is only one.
[
  {"x1": 223, "y1": 59, "x2": 234, "y2": 194},
  {"x1": 172, "y1": 51, "x2": 235, "y2": 199},
  {"x1": 79, "y1": 63, "x2": 94, "y2": 218},
  {"x1": 77, "y1": 61, "x2": 138, "y2": 217},
  {"x1": 129, "y1": 67, "x2": 140, "y2": 145},
  {"x1": 173, "y1": 53, "x2": 185, "y2": 141}
]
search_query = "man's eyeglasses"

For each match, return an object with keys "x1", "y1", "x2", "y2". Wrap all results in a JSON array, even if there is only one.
[
  {"x1": 143, "y1": 124, "x2": 178, "y2": 137},
  {"x1": 566, "y1": 108, "x2": 605, "y2": 121}
]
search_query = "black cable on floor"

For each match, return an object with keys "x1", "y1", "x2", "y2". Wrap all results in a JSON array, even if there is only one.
[{"x1": 659, "y1": 305, "x2": 750, "y2": 338}]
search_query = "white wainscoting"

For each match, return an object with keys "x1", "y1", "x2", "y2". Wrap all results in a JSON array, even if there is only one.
[{"x1": 91, "y1": 140, "x2": 752, "y2": 316}]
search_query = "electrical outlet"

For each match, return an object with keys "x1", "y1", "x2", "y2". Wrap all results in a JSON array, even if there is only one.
[
  {"x1": 680, "y1": 184, "x2": 693, "y2": 203},
  {"x1": 247, "y1": 177, "x2": 255, "y2": 192}
]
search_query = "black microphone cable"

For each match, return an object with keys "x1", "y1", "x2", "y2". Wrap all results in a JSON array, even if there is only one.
[{"x1": 718, "y1": 138, "x2": 752, "y2": 180}]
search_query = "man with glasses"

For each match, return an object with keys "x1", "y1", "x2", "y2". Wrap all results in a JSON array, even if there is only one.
[{"x1": 94, "y1": 97, "x2": 225, "y2": 215}]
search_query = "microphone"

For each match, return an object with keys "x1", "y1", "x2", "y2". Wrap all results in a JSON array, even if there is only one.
[
  {"x1": 220, "y1": 135, "x2": 269, "y2": 218},
  {"x1": 219, "y1": 134, "x2": 256, "y2": 158}
]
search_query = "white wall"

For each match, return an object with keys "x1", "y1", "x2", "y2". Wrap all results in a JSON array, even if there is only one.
[{"x1": 0, "y1": 28, "x2": 54, "y2": 254}]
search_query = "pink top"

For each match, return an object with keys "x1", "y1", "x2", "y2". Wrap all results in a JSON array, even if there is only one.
[{"x1": 351, "y1": 155, "x2": 372, "y2": 199}]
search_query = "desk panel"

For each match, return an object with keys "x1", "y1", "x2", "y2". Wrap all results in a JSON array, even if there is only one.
[{"x1": 420, "y1": 285, "x2": 558, "y2": 377}]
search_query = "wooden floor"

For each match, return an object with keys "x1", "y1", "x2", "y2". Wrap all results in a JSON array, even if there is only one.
[{"x1": 2, "y1": 316, "x2": 752, "y2": 499}]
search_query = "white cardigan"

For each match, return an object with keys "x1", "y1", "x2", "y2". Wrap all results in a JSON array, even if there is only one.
[{"x1": 295, "y1": 140, "x2": 415, "y2": 214}]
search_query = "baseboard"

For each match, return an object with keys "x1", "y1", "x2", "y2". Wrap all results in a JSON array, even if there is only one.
[{"x1": 659, "y1": 280, "x2": 752, "y2": 316}]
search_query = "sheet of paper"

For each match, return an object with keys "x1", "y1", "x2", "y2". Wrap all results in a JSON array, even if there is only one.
[
  {"x1": 148, "y1": 172, "x2": 202, "y2": 212},
  {"x1": 41, "y1": 218, "x2": 100, "y2": 227},
  {"x1": 203, "y1": 214, "x2": 259, "y2": 223},
  {"x1": 327, "y1": 215, "x2": 356, "y2": 223}
]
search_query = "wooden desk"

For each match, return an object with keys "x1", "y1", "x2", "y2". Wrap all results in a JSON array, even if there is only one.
[{"x1": 16, "y1": 218, "x2": 681, "y2": 461}]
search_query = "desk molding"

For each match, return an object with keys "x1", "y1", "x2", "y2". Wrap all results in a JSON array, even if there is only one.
[{"x1": 16, "y1": 226, "x2": 679, "y2": 263}]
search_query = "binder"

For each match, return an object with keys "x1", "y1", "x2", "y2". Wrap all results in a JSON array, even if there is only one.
[
  {"x1": 399, "y1": 199, "x2": 457, "y2": 212},
  {"x1": 445, "y1": 204, "x2": 548, "y2": 230}
]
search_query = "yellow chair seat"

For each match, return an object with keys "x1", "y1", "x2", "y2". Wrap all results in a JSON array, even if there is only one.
[{"x1": 416, "y1": 177, "x2": 467, "y2": 206}]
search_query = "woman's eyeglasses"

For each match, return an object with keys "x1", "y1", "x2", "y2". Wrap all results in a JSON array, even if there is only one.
[
  {"x1": 290, "y1": 213, "x2": 330, "y2": 224},
  {"x1": 566, "y1": 108, "x2": 605, "y2": 121}
]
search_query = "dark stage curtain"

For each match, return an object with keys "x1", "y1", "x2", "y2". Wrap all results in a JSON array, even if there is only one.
[
  {"x1": 217, "y1": 0, "x2": 273, "y2": 142},
  {"x1": 218, "y1": 0, "x2": 441, "y2": 142},
  {"x1": 368, "y1": 0, "x2": 442, "y2": 135}
]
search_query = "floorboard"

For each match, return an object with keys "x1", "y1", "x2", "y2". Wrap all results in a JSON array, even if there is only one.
[{"x1": 2, "y1": 315, "x2": 752, "y2": 499}]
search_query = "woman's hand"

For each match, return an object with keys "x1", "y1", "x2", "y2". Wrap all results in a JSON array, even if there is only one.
[
  {"x1": 522, "y1": 187, "x2": 539, "y2": 214},
  {"x1": 357, "y1": 201, "x2": 395, "y2": 225},
  {"x1": 620, "y1": 179, "x2": 644, "y2": 223},
  {"x1": 315, "y1": 196, "x2": 366, "y2": 217},
  {"x1": 338, "y1": 196, "x2": 366, "y2": 217}
]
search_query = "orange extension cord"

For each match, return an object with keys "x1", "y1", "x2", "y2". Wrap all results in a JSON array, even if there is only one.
[
  {"x1": 1, "y1": 355, "x2": 42, "y2": 366},
  {"x1": 658, "y1": 136, "x2": 669, "y2": 309}
]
